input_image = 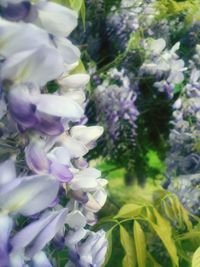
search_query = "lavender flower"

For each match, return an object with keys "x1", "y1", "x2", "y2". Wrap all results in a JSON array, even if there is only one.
[
  {"x1": 0, "y1": 1, "x2": 108, "y2": 266},
  {"x1": 106, "y1": 0, "x2": 155, "y2": 53},
  {"x1": 164, "y1": 47, "x2": 200, "y2": 215},
  {"x1": 94, "y1": 68, "x2": 139, "y2": 155},
  {"x1": 140, "y1": 38, "x2": 186, "y2": 98},
  {"x1": 166, "y1": 63, "x2": 200, "y2": 176},
  {"x1": 164, "y1": 173, "x2": 200, "y2": 216},
  {"x1": 67, "y1": 230, "x2": 108, "y2": 267}
]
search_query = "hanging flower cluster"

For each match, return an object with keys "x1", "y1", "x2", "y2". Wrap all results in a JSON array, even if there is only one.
[
  {"x1": 0, "y1": 1, "x2": 108, "y2": 266},
  {"x1": 106, "y1": 0, "x2": 156, "y2": 53},
  {"x1": 93, "y1": 68, "x2": 139, "y2": 154},
  {"x1": 164, "y1": 45, "x2": 200, "y2": 215},
  {"x1": 166, "y1": 46, "x2": 200, "y2": 177}
]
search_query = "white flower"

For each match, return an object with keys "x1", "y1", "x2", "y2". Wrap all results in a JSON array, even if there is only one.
[
  {"x1": 0, "y1": 18, "x2": 51, "y2": 57},
  {"x1": 36, "y1": 1, "x2": 78, "y2": 37},
  {"x1": 1, "y1": 46, "x2": 64, "y2": 86}
]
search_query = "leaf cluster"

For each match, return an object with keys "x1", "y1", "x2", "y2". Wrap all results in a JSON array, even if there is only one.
[{"x1": 97, "y1": 190, "x2": 200, "y2": 267}]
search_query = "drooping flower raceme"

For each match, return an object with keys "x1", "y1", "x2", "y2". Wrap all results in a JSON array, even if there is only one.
[
  {"x1": 0, "y1": 1, "x2": 108, "y2": 266},
  {"x1": 106, "y1": 0, "x2": 156, "y2": 53},
  {"x1": 94, "y1": 68, "x2": 139, "y2": 154},
  {"x1": 92, "y1": 68, "x2": 139, "y2": 183},
  {"x1": 164, "y1": 46, "x2": 200, "y2": 215}
]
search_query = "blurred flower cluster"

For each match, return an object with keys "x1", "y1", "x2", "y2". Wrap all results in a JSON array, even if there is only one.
[
  {"x1": 140, "y1": 39, "x2": 186, "y2": 98},
  {"x1": 89, "y1": 68, "x2": 139, "y2": 184},
  {"x1": 167, "y1": 46, "x2": 200, "y2": 176},
  {"x1": 71, "y1": 0, "x2": 200, "y2": 211},
  {"x1": 0, "y1": 0, "x2": 108, "y2": 266},
  {"x1": 94, "y1": 68, "x2": 139, "y2": 155},
  {"x1": 106, "y1": 0, "x2": 156, "y2": 53},
  {"x1": 164, "y1": 45, "x2": 200, "y2": 215}
]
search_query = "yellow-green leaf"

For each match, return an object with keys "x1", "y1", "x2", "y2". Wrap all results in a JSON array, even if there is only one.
[
  {"x1": 173, "y1": 195, "x2": 192, "y2": 230},
  {"x1": 120, "y1": 225, "x2": 136, "y2": 267},
  {"x1": 192, "y1": 246, "x2": 200, "y2": 267},
  {"x1": 148, "y1": 208, "x2": 179, "y2": 266},
  {"x1": 80, "y1": 0, "x2": 86, "y2": 29},
  {"x1": 69, "y1": 0, "x2": 83, "y2": 11},
  {"x1": 70, "y1": 60, "x2": 87, "y2": 74},
  {"x1": 115, "y1": 204, "x2": 143, "y2": 219},
  {"x1": 134, "y1": 221, "x2": 147, "y2": 267}
]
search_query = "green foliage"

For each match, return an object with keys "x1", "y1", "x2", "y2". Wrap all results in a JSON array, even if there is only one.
[
  {"x1": 127, "y1": 32, "x2": 143, "y2": 51},
  {"x1": 155, "y1": 0, "x2": 200, "y2": 24},
  {"x1": 120, "y1": 225, "x2": 136, "y2": 267},
  {"x1": 69, "y1": 60, "x2": 87, "y2": 74},
  {"x1": 146, "y1": 150, "x2": 166, "y2": 172},
  {"x1": 134, "y1": 221, "x2": 147, "y2": 267},
  {"x1": 173, "y1": 83, "x2": 184, "y2": 94},
  {"x1": 192, "y1": 246, "x2": 200, "y2": 267},
  {"x1": 97, "y1": 190, "x2": 200, "y2": 267}
]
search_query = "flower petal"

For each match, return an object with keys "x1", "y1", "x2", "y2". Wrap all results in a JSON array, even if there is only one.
[
  {"x1": 35, "y1": 94, "x2": 84, "y2": 120},
  {"x1": 65, "y1": 210, "x2": 86, "y2": 229},
  {"x1": 50, "y1": 161, "x2": 73, "y2": 182},
  {"x1": 70, "y1": 126, "x2": 104, "y2": 145},
  {"x1": 1, "y1": 46, "x2": 64, "y2": 86},
  {"x1": 0, "y1": 159, "x2": 16, "y2": 186},
  {"x1": 12, "y1": 209, "x2": 68, "y2": 257},
  {"x1": 54, "y1": 37, "x2": 80, "y2": 66},
  {"x1": 25, "y1": 141, "x2": 49, "y2": 174},
  {"x1": 0, "y1": 215, "x2": 13, "y2": 266},
  {"x1": 32, "y1": 252, "x2": 53, "y2": 267},
  {"x1": 63, "y1": 136, "x2": 88, "y2": 158},
  {"x1": 59, "y1": 74, "x2": 90, "y2": 89},
  {"x1": 0, "y1": 174, "x2": 59, "y2": 215},
  {"x1": 0, "y1": 18, "x2": 50, "y2": 57},
  {"x1": 70, "y1": 168, "x2": 101, "y2": 192},
  {"x1": 36, "y1": 2, "x2": 78, "y2": 36}
]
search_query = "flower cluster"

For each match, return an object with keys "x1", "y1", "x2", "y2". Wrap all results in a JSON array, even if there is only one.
[
  {"x1": 0, "y1": 1, "x2": 108, "y2": 266},
  {"x1": 164, "y1": 173, "x2": 200, "y2": 216},
  {"x1": 106, "y1": 0, "x2": 155, "y2": 53},
  {"x1": 93, "y1": 68, "x2": 139, "y2": 161},
  {"x1": 166, "y1": 48, "x2": 200, "y2": 177},
  {"x1": 164, "y1": 46, "x2": 200, "y2": 215},
  {"x1": 140, "y1": 38, "x2": 186, "y2": 98}
]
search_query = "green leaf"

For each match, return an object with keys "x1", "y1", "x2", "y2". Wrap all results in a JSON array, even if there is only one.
[
  {"x1": 115, "y1": 204, "x2": 143, "y2": 219},
  {"x1": 134, "y1": 221, "x2": 147, "y2": 267},
  {"x1": 173, "y1": 83, "x2": 183, "y2": 94},
  {"x1": 69, "y1": 0, "x2": 83, "y2": 11},
  {"x1": 120, "y1": 225, "x2": 136, "y2": 267},
  {"x1": 80, "y1": 0, "x2": 86, "y2": 29},
  {"x1": 148, "y1": 208, "x2": 179, "y2": 266},
  {"x1": 127, "y1": 31, "x2": 141, "y2": 51},
  {"x1": 192, "y1": 246, "x2": 200, "y2": 267},
  {"x1": 70, "y1": 60, "x2": 87, "y2": 74},
  {"x1": 147, "y1": 252, "x2": 162, "y2": 267},
  {"x1": 177, "y1": 231, "x2": 200, "y2": 241},
  {"x1": 173, "y1": 195, "x2": 192, "y2": 231}
]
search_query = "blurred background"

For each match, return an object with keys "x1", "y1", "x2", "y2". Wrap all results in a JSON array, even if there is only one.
[{"x1": 56, "y1": 0, "x2": 200, "y2": 266}]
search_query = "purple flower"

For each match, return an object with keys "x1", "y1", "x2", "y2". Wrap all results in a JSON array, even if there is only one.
[
  {"x1": 94, "y1": 68, "x2": 139, "y2": 153},
  {"x1": 68, "y1": 230, "x2": 108, "y2": 267}
]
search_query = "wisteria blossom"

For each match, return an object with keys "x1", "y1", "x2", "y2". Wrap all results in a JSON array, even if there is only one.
[
  {"x1": 140, "y1": 38, "x2": 186, "y2": 98},
  {"x1": 93, "y1": 68, "x2": 139, "y2": 154},
  {"x1": 0, "y1": 1, "x2": 107, "y2": 266},
  {"x1": 164, "y1": 46, "x2": 200, "y2": 215}
]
